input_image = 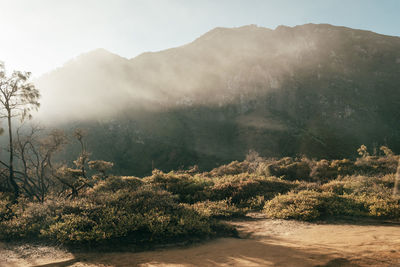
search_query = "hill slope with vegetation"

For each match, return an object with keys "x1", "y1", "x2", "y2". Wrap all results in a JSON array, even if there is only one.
[
  {"x1": 35, "y1": 24, "x2": 400, "y2": 176},
  {"x1": 1, "y1": 145, "x2": 399, "y2": 246}
]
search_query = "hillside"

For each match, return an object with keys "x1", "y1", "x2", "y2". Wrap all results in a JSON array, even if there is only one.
[{"x1": 34, "y1": 24, "x2": 400, "y2": 176}]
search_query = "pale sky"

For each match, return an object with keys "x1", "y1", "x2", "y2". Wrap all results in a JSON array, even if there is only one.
[{"x1": 0, "y1": 0, "x2": 399, "y2": 77}]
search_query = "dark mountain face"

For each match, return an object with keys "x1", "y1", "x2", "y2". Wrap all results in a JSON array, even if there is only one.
[{"x1": 35, "y1": 24, "x2": 400, "y2": 176}]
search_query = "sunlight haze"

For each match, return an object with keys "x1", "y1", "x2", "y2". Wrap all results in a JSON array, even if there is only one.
[{"x1": 0, "y1": 0, "x2": 399, "y2": 76}]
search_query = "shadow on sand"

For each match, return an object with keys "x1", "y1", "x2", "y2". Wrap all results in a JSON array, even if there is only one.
[{"x1": 29, "y1": 237, "x2": 361, "y2": 267}]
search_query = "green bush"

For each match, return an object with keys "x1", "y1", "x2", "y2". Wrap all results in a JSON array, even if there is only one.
[
  {"x1": 351, "y1": 193, "x2": 400, "y2": 219},
  {"x1": 1, "y1": 153, "x2": 399, "y2": 246},
  {"x1": 185, "y1": 200, "x2": 246, "y2": 218},
  {"x1": 266, "y1": 157, "x2": 312, "y2": 181},
  {"x1": 0, "y1": 180, "x2": 234, "y2": 245},
  {"x1": 41, "y1": 202, "x2": 223, "y2": 244},
  {"x1": 237, "y1": 195, "x2": 267, "y2": 211},
  {"x1": 291, "y1": 181, "x2": 321, "y2": 193},
  {"x1": 310, "y1": 159, "x2": 356, "y2": 181},
  {"x1": 0, "y1": 198, "x2": 64, "y2": 240},
  {"x1": 209, "y1": 174, "x2": 294, "y2": 204},
  {"x1": 367, "y1": 196, "x2": 400, "y2": 218},
  {"x1": 208, "y1": 161, "x2": 250, "y2": 176},
  {"x1": 263, "y1": 190, "x2": 366, "y2": 221},
  {"x1": 92, "y1": 176, "x2": 144, "y2": 193},
  {"x1": 320, "y1": 180, "x2": 349, "y2": 194},
  {"x1": 144, "y1": 170, "x2": 212, "y2": 203},
  {"x1": 355, "y1": 156, "x2": 398, "y2": 175},
  {"x1": 338, "y1": 176, "x2": 392, "y2": 196}
]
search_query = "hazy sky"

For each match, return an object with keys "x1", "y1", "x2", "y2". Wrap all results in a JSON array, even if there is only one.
[{"x1": 0, "y1": 0, "x2": 399, "y2": 76}]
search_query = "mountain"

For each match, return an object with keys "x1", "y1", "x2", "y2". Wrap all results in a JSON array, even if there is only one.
[
  {"x1": 35, "y1": 48, "x2": 133, "y2": 121},
  {"x1": 34, "y1": 24, "x2": 400, "y2": 176}
]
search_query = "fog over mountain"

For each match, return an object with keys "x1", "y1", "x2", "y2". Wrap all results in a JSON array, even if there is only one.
[{"x1": 34, "y1": 23, "x2": 400, "y2": 176}]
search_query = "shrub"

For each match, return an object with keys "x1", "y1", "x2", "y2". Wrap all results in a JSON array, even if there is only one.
[
  {"x1": 291, "y1": 181, "x2": 321, "y2": 193},
  {"x1": 310, "y1": 159, "x2": 356, "y2": 181},
  {"x1": 209, "y1": 174, "x2": 294, "y2": 204},
  {"x1": 339, "y1": 176, "x2": 392, "y2": 196},
  {"x1": 144, "y1": 170, "x2": 212, "y2": 203},
  {"x1": 380, "y1": 173, "x2": 396, "y2": 188},
  {"x1": 237, "y1": 195, "x2": 267, "y2": 211},
  {"x1": 320, "y1": 180, "x2": 348, "y2": 194},
  {"x1": 208, "y1": 161, "x2": 250, "y2": 176},
  {"x1": 0, "y1": 184, "x2": 233, "y2": 245},
  {"x1": 355, "y1": 156, "x2": 398, "y2": 175},
  {"x1": 367, "y1": 196, "x2": 400, "y2": 218},
  {"x1": 357, "y1": 145, "x2": 369, "y2": 158},
  {"x1": 354, "y1": 145, "x2": 398, "y2": 175},
  {"x1": 266, "y1": 157, "x2": 311, "y2": 181},
  {"x1": 264, "y1": 191, "x2": 321, "y2": 221},
  {"x1": 350, "y1": 193, "x2": 400, "y2": 219},
  {"x1": 0, "y1": 197, "x2": 68, "y2": 240},
  {"x1": 1, "y1": 154, "x2": 399, "y2": 246},
  {"x1": 185, "y1": 200, "x2": 246, "y2": 218},
  {"x1": 91, "y1": 176, "x2": 144, "y2": 193},
  {"x1": 88, "y1": 160, "x2": 114, "y2": 179},
  {"x1": 309, "y1": 159, "x2": 332, "y2": 180},
  {"x1": 263, "y1": 190, "x2": 366, "y2": 221},
  {"x1": 41, "y1": 202, "x2": 223, "y2": 244}
]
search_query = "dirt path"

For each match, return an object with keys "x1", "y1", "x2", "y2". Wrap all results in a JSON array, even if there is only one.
[{"x1": 1, "y1": 214, "x2": 400, "y2": 267}]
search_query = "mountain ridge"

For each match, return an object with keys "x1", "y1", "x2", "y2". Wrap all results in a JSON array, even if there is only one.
[
  {"x1": 33, "y1": 23, "x2": 400, "y2": 175},
  {"x1": 38, "y1": 23, "x2": 400, "y2": 81}
]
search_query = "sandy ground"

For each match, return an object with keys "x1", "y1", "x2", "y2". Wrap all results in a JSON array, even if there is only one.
[{"x1": 1, "y1": 214, "x2": 400, "y2": 267}]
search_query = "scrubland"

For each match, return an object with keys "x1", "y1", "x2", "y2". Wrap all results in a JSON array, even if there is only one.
[{"x1": 1, "y1": 146, "x2": 399, "y2": 248}]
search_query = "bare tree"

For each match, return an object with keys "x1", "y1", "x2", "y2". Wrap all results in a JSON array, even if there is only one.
[
  {"x1": 0, "y1": 63, "x2": 40, "y2": 199},
  {"x1": 73, "y1": 129, "x2": 90, "y2": 179},
  {"x1": 14, "y1": 126, "x2": 67, "y2": 201},
  {"x1": 51, "y1": 129, "x2": 93, "y2": 198}
]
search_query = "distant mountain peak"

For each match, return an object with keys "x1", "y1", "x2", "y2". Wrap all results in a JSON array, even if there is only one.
[
  {"x1": 193, "y1": 24, "x2": 273, "y2": 44},
  {"x1": 86, "y1": 47, "x2": 111, "y2": 55},
  {"x1": 74, "y1": 48, "x2": 128, "y2": 62}
]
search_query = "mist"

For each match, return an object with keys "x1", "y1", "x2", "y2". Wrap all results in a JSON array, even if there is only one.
[{"x1": 33, "y1": 24, "x2": 326, "y2": 124}]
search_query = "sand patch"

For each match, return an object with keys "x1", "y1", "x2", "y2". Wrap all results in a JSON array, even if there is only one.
[{"x1": 1, "y1": 215, "x2": 399, "y2": 266}]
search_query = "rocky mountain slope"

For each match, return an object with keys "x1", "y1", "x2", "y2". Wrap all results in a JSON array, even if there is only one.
[{"x1": 34, "y1": 24, "x2": 400, "y2": 175}]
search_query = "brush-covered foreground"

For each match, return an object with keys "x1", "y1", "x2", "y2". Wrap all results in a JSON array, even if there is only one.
[{"x1": 0, "y1": 148, "x2": 399, "y2": 247}]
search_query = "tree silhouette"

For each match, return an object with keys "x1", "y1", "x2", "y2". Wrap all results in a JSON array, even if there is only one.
[
  {"x1": 0, "y1": 62, "x2": 40, "y2": 199},
  {"x1": 15, "y1": 126, "x2": 67, "y2": 201}
]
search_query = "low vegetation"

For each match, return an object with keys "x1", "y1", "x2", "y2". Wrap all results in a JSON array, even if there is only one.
[{"x1": 0, "y1": 143, "x2": 399, "y2": 248}]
